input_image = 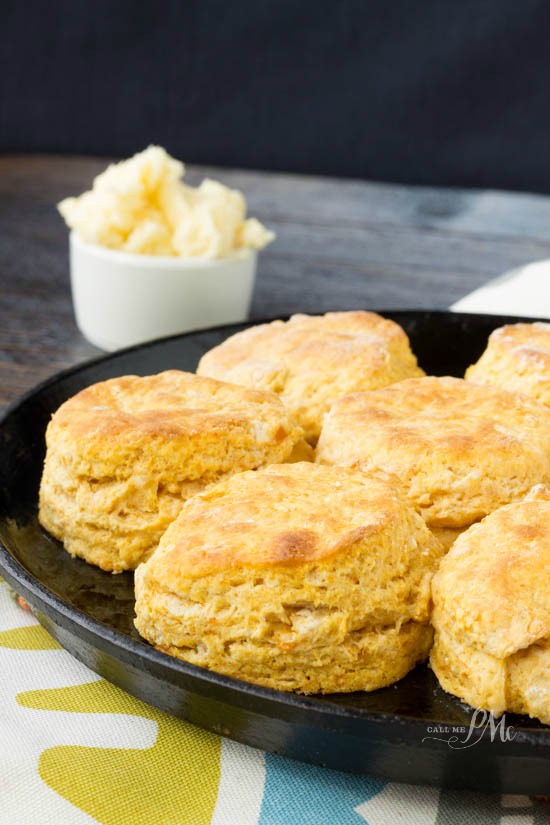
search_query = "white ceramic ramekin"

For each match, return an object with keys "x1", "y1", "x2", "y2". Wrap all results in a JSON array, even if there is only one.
[{"x1": 69, "y1": 232, "x2": 257, "y2": 351}]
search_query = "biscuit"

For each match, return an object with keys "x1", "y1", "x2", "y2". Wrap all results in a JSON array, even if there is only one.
[
  {"x1": 197, "y1": 311, "x2": 424, "y2": 444},
  {"x1": 316, "y1": 376, "x2": 550, "y2": 528},
  {"x1": 430, "y1": 487, "x2": 550, "y2": 724},
  {"x1": 466, "y1": 322, "x2": 550, "y2": 408},
  {"x1": 134, "y1": 462, "x2": 444, "y2": 694},
  {"x1": 39, "y1": 370, "x2": 305, "y2": 572}
]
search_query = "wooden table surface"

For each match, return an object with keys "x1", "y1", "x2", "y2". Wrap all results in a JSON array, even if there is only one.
[{"x1": 2, "y1": 154, "x2": 550, "y2": 412}]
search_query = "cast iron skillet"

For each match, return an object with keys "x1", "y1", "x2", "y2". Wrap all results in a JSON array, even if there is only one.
[{"x1": 0, "y1": 311, "x2": 549, "y2": 794}]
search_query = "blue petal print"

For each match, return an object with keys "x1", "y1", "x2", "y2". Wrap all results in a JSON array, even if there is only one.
[{"x1": 259, "y1": 753, "x2": 386, "y2": 825}]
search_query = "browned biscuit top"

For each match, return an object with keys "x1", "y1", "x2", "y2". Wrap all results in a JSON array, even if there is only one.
[
  {"x1": 196, "y1": 311, "x2": 424, "y2": 443},
  {"x1": 466, "y1": 322, "x2": 550, "y2": 407},
  {"x1": 143, "y1": 462, "x2": 434, "y2": 582},
  {"x1": 49, "y1": 370, "x2": 296, "y2": 442},
  {"x1": 316, "y1": 375, "x2": 550, "y2": 526}
]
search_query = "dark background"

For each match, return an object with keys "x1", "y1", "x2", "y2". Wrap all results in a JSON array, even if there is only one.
[{"x1": 2, "y1": 0, "x2": 550, "y2": 193}]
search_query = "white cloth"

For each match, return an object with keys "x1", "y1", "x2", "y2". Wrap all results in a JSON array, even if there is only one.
[{"x1": 451, "y1": 259, "x2": 550, "y2": 318}]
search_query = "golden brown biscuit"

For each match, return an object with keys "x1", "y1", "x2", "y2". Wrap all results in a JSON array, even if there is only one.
[
  {"x1": 316, "y1": 376, "x2": 550, "y2": 529},
  {"x1": 39, "y1": 370, "x2": 305, "y2": 572},
  {"x1": 197, "y1": 311, "x2": 424, "y2": 444},
  {"x1": 134, "y1": 462, "x2": 444, "y2": 694},
  {"x1": 466, "y1": 322, "x2": 550, "y2": 408},
  {"x1": 431, "y1": 488, "x2": 550, "y2": 724}
]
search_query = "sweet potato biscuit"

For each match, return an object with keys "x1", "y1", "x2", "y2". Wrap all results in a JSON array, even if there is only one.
[
  {"x1": 134, "y1": 462, "x2": 444, "y2": 694},
  {"x1": 431, "y1": 486, "x2": 550, "y2": 724},
  {"x1": 316, "y1": 376, "x2": 550, "y2": 529},
  {"x1": 39, "y1": 370, "x2": 305, "y2": 572},
  {"x1": 466, "y1": 322, "x2": 550, "y2": 408},
  {"x1": 197, "y1": 311, "x2": 424, "y2": 444}
]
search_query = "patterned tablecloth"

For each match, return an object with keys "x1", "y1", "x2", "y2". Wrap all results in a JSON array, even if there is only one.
[
  {"x1": 2, "y1": 583, "x2": 548, "y2": 825},
  {"x1": 1, "y1": 270, "x2": 549, "y2": 824}
]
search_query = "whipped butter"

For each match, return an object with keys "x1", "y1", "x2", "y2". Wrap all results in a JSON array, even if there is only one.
[{"x1": 58, "y1": 146, "x2": 274, "y2": 259}]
